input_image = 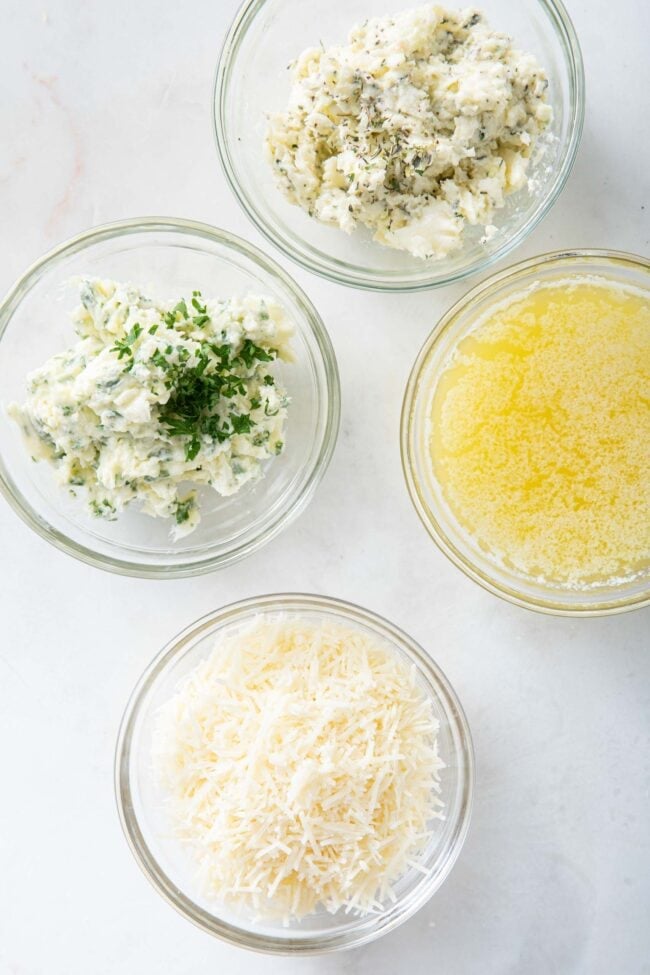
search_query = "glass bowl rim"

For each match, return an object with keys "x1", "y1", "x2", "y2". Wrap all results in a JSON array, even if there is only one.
[
  {"x1": 0, "y1": 217, "x2": 341, "y2": 579},
  {"x1": 114, "y1": 592, "x2": 475, "y2": 955},
  {"x1": 400, "y1": 247, "x2": 650, "y2": 617},
  {"x1": 213, "y1": 0, "x2": 585, "y2": 293}
]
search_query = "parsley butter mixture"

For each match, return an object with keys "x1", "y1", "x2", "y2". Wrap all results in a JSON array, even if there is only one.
[
  {"x1": 266, "y1": 5, "x2": 552, "y2": 260},
  {"x1": 10, "y1": 279, "x2": 293, "y2": 536}
]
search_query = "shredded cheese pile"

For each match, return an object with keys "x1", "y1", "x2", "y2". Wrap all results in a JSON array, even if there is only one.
[{"x1": 152, "y1": 616, "x2": 445, "y2": 920}]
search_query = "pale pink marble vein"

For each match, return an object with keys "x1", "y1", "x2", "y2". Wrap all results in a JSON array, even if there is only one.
[{"x1": 29, "y1": 72, "x2": 84, "y2": 236}]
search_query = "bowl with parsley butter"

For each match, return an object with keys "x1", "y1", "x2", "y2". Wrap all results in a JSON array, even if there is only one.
[
  {"x1": 0, "y1": 218, "x2": 339, "y2": 577},
  {"x1": 402, "y1": 250, "x2": 650, "y2": 615}
]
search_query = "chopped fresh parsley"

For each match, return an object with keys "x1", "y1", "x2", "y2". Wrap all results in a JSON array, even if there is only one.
[
  {"x1": 150, "y1": 348, "x2": 168, "y2": 371},
  {"x1": 185, "y1": 434, "x2": 201, "y2": 462},
  {"x1": 173, "y1": 495, "x2": 195, "y2": 525},
  {"x1": 230, "y1": 412, "x2": 253, "y2": 435},
  {"x1": 90, "y1": 497, "x2": 116, "y2": 518},
  {"x1": 191, "y1": 291, "x2": 207, "y2": 313},
  {"x1": 163, "y1": 299, "x2": 189, "y2": 328},
  {"x1": 106, "y1": 290, "x2": 284, "y2": 474},
  {"x1": 237, "y1": 339, "x2": 275, "y2": 368},
  {"x1": 190, "y1": 291, "x2": 210, "y2": 327},
  {"x1": 111, "y1": 323, "x2": 143, "y2": 364},
  {"x1": 154, "y1": 332, "x2": 280, "y2": 459}
]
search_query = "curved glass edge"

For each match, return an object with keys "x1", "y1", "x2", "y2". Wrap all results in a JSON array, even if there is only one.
[{"x1": 115, "y1": 593, "x2": 475, "y2": 954}]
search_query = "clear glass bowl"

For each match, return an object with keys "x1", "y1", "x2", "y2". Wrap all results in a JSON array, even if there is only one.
[
  {"x1": 0, "y1": 219, "x2": 340, "y2": 578},
  {"x1": 115, "y1": 593, "x2": 474, "y2": 954},
  {"x1": 401, "y1": 250, "x2": 650, "y2": 616},
  {"x1": 214, "y1": 0, "x2": 584, "y2": 292}
]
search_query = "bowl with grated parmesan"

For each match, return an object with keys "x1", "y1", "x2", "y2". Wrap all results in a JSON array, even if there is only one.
[{"x1": 115, "y1": 594, "x2": 474, "y2": 953}]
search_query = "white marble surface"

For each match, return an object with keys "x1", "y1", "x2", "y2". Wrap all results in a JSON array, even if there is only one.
[{"x1": 0, "y1": 0, "x2": 649, "y2": 972}]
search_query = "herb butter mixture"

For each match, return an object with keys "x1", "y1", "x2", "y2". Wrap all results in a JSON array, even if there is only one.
[
  {"x1": 10, "y1": 279, "x2": 293, "y2": 536},
  {"x1": 266, "y1": 5, "x2": 552, "y2": 260}
]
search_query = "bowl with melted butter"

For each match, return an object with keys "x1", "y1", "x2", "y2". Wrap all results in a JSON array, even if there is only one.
[{"x1": 402, "y1": 250, "x2": 650, "y2": 614}]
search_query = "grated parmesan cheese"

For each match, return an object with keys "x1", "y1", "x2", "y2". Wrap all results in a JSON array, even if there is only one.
[{"x1": 152, "y1": 615, "x2": 445, "y2": 920}]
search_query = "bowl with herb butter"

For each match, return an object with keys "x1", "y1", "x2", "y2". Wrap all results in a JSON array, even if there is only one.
[
  {"x1": 215, "y1": 0, "x2": 584, "y2": 291},
  {"x1": 0, "y1": 218, "x2": 339, "y2": 577}
]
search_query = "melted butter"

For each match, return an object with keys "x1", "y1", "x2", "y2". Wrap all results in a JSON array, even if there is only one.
[{"x1": 429, "y1": 278, "x2": 650, "y2": 586}]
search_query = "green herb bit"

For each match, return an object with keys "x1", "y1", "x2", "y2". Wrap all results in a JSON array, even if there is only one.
[
  {"x1": 150, "y1": 349, "x2": 169, "y2": 371},
  {"x1": 173, "y1": 495, "x2": 195, "y2": 525},
  {"x1": 90, "y1": 498, "x2": 116, "y2": 518},
  {"x1": 209, "y1": 343, "x2": 232, "y2": 367},
  {"x1": 220, "y1": 375, "x2": 246, "y2": 398},
  {"x1": 185, "y1": 434, "x2": 201, "y2": 462},
  {"x1": 191, "y1": 292, "x2": 210, "y2": 327},
  {"x1": 236, "y1": 339, "x2": 276, "y2": 368},
  {"x1": 202, "y1": 416, "x2": 232, "y2": 443},
  {"x1": 163, "y1": 299, "x2": 190, "y2": 328},
  {"x1": 229, "y1": 412, "x2": 253, "y2": 435},
  {"x1": 155, "y1": 330, "x2": 277, "y2": 454},
  {"x1": 194, "y1": 346, "x2": 210, "y2": 376},
  {"x1": 159, "y1": 357, "x2": 229, "y2": 448},
  {"x1": 111, "y1": 323, "x2": 143, "y2": 360}
]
